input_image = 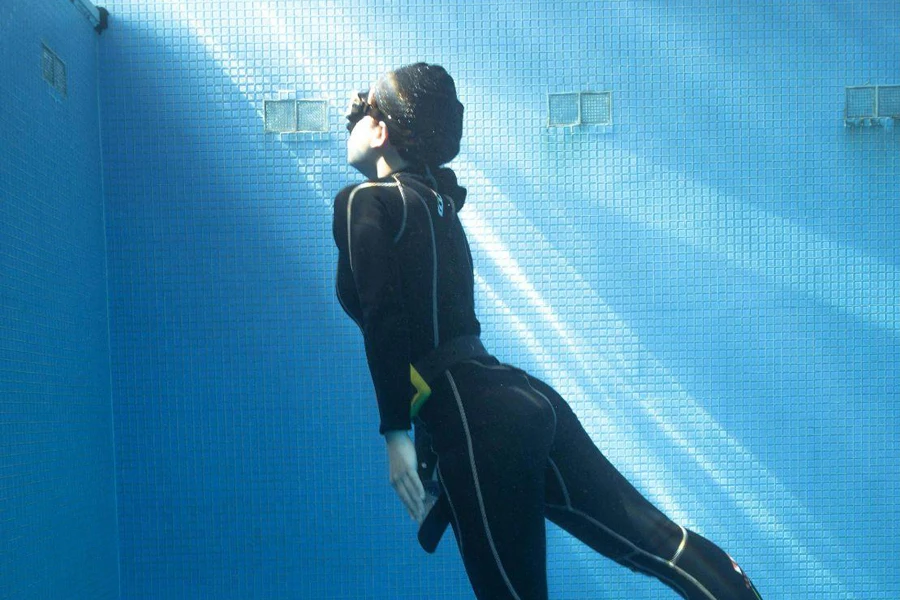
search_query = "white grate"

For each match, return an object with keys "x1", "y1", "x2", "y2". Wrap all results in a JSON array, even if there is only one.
[
  {"x1": 264, "y1": 100, "x2": 296, "y2": 133},
  {"x1": 877, "y1": 85, "x2": 900, "y2": 118},
  {"x1": 296, "y1": 100, "x2": 328, "y2": 132},
  {"x1": 548, "y1": 91, "x2": 612, "y2": 127},
  {"x1": 845, "y1": 85, "x2": 900, "y2": 127},
  {"x1": 846, "y1": 87, "x2": 876, "y2": 119},
  {"x1": 264, "y1": 99, "x2": 328, "y2": 133},
  {"x1": 548, "y1": 93, "x2": 579, "y2": 126},
  {"x1": 580, "y1": 92, "x2": 612, "y2": 125}
]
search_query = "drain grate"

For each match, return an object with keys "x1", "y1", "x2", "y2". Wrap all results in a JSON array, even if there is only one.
[{"x1": 41, "y1": 43, "x2": 67, "y2": 97}]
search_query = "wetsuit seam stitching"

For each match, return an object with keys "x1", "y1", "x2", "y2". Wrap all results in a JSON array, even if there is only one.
[
  {"x1": 522, "y1": 375, "x2": 558, "y2": 438},
  {"x1": 444, "y1": 193, "x2": 457, "y2": 213},
  {"x1": 543, "y1": 503, "x2": 718, "y2": 600},
  {"x1": 346, "y1": 181, "x2": 400, "y2": 272},
  {"x1": 399, "y1": 182, "x2": 440, "y2": 348},
  {"x1": 446, "y1": 370, "x2": 523, "y2": 600},
  {"x1": 417, "y1": 193, "x2": 439, "y2": 347},
  {"x1": 391, "y1": 175, "x2": 408, "y2": 242},
  {"x1": 335, "y1": 260, "x2": 362, "y2": 330},
  {"x1": 436, "y1": 464, "x2": 464, "y2": 557},
  {"x1": 671, "y1": 525, "x2": 688, "y2": 566},
  {"x1": 547, "y1": 459, "x2": 571, "y2": 508}
]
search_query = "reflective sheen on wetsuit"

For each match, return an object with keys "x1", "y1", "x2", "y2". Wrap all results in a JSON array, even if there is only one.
[
  {"x1": 332, "y1": 165, "x2": 763, "y2": 600},
  {"x1": 333, "y1": 165, "x2": 479, "y2": 434}
]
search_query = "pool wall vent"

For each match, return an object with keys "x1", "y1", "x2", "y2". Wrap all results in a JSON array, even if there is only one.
[
  {"x1": 264, "y1": 93, "x2": 328, "y2": 134},
  {"x1": 845, "y1": 85, "x2": 900, "y2": 128},
  {"x1": 548, "y1": 91, "x2": 612, "y2": 127},
  {"x1": 41, "y1": 44, "x2": 67, "y2": 98}
]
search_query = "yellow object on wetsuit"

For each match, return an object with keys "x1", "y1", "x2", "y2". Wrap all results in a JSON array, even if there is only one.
[{"x1": 410, "y1": 364, "x2": 432, "y2": 418}]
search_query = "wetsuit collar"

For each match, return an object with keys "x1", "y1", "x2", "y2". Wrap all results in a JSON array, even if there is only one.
[
  {"x1": 374, "y1": 163, "x2": 427, "y2": 181},
  {"x1": 370, "y1": 164, "x2": 468, "y2": 211}
]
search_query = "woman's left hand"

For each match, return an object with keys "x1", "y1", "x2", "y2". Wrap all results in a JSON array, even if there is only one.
[{"x1": 384, "y1": 430, "x2": 427, "y2": 522}]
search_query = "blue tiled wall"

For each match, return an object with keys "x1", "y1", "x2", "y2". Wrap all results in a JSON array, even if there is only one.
[
  {"x1": 4, "y1": 0, "x2": 899, "y2": 598},
  {"x1": 0, "y1": 1, "x2": 119, "y2": 599}
]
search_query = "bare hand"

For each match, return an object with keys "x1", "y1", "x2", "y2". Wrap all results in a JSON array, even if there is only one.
[{"x1": 384, "y1": 430, "x2": 426, "y2": 522}]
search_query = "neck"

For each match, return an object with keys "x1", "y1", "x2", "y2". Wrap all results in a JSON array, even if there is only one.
[{"x1": 375, "y1": 154, "x2": 410, "y2": 179}]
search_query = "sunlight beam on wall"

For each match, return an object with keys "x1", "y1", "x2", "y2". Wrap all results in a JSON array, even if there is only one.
[{"x1": 158, "y1": 3, "x2": 869, "y2": 594}]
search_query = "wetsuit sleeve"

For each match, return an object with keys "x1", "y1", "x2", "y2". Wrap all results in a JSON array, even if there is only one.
[{"x1": 346, "y1": 190, "x2": 414, "y2": 434}]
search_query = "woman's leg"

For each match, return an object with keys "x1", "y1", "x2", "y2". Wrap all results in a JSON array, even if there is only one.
[
  {"x1": 521, "y1": 371, "x2": 764, "y2": 600},
  {"x1": 425, "y1": 360, "x2": 557, "y2": 600}
]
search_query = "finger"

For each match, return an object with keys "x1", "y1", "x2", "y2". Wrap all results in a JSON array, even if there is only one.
[
  {"x1": 393, "y1": 478, "x2": 417, "y2": 519},
  {"x1": 400, "y1": 474, "x2": 425, "y2": 518},
  {"x1": 402, "y1": 478, "x2": 425, "y2": 521},
  {"x1": 409, "y1": 471, "x2": 426, "y2": 503}
]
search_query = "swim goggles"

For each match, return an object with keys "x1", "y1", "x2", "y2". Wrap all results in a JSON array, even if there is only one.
[{"x1": 346, "y1": 91, "x2": 387, "y2": 132}]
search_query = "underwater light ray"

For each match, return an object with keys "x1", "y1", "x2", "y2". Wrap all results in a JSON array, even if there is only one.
[
  {"x1": 159, "y1": 3, "x2": 867, "y2": 593},
  {"x1": 160, "y1": 0, "x2": 401, "y2": 208},
  {"x1": 473, "y1": 272, "x2": 696, "y2": 526},
  {"x1": 459, "y1": 165, "x2": 860, "y2": 599},
  {"x1": 542, "y1": 159, "x2": 899, "y2": 334},
  {"x1": 157, "y1": 0, "x2": 326, "y2": 203}
]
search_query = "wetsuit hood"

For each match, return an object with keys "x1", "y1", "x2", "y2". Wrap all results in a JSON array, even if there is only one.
[{"x1": 375, "y1": 165, "x2": 468, "y2": 211}]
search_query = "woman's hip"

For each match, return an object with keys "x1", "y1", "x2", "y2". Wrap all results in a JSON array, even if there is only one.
[{"x1": 417, "y1": 357, "x2": 556, "y2": 454}]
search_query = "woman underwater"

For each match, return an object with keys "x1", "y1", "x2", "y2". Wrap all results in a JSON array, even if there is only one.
[{"x1": 332, "y1": 62, "x2": 764, "y2": 600}]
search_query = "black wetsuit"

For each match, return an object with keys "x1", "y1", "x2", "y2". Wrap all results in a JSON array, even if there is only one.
[{"x1": 333, "y1": 165, "x2": 763, "y2": 600}]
